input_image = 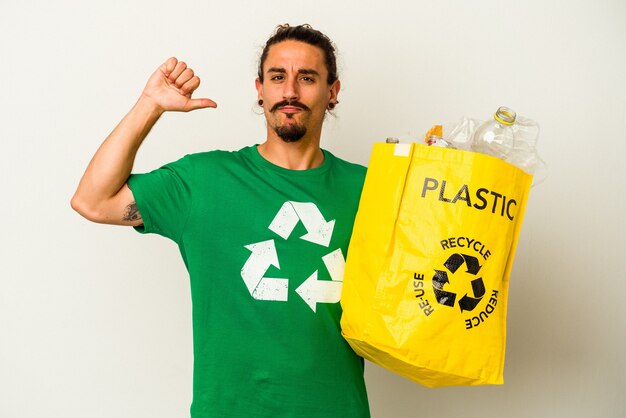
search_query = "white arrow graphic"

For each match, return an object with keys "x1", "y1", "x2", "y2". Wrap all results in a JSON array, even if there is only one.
[
  {"x1": 322, "y1": 248, "x2": 346, "y2": 282},
  {"x1": 241, "y1": 239, "x2": 288, "y2": 301},
  {"x1": 295, "y1": 271, "x2": 343, "y2": 313},
  {"x1": 268, "y1": 202, "x2": 335, "y2": 247},
  {"x1": 296, "y1": 249, "x2": 346, "y2": 312}
]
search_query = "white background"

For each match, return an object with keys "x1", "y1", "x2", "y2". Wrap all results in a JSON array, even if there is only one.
[{"x1": 1, "y1": 0, "x2": 625, "y2": 417}]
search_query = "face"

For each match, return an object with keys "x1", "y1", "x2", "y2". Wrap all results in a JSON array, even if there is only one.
[{"x1": 256, "y1": 40, "x2": 340, "y2": 143}]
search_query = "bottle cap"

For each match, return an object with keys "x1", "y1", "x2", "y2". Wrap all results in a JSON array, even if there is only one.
[{"x1": 494, "y1": 106, "x2": 516, "y2": 126}]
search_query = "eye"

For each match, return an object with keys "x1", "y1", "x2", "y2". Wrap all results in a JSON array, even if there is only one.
[
  {"x1": 270, "y1": 75, "x2": 284, "y2": 81},
  {"x1": 300, "y1": 76, "x2": 315, "y2": 83}
]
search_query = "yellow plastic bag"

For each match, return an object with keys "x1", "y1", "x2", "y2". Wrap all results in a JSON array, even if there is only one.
[{"x1": 341, "y1": 143, "x2": 532, "y2": 387}]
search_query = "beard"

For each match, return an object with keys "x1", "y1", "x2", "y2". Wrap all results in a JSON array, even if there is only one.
[
  {"x1": 273, "y1": 119, "x2": 307, "y2": 142},
  {"x1": 269, "y1": 100, "x2": 310, "y2": 142}
]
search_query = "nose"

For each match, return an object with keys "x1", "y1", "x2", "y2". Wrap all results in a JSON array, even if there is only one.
[{"x1": 282, "y1": 76, "x2": 299, "y2": 101}]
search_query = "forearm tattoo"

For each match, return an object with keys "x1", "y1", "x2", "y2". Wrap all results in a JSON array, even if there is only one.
[{"x1": 123, "y1": 201, "x2": 142, "y2": 222}]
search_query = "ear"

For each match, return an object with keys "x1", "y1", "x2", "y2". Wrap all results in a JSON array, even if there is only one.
[
  {"x1": 255, "y1": 77, "x2": 263, "y2": 100},
  {"x1": 329, "y1": 79, "x2": 341, "y2": 103}
]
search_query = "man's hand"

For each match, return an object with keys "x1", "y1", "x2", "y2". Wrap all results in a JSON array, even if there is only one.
[
  {"x1": 71, "y1": 57, "x2": 217, "y2": 225},
  {"x1": 141, "y1": 57, "x2": 217, "y2": 113}
]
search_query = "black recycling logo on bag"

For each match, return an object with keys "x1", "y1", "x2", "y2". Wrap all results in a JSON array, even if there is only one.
[
  {"x1": 433, "y1": 253, "x2": 485, "y2": 312},
  {"x1": 413, "y1": 236, "x2": 500, "y2": 330}
]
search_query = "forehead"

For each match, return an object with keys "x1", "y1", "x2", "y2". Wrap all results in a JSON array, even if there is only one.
[{"x1": 263, "y1": 40, "x2": 328, "y2": 76}]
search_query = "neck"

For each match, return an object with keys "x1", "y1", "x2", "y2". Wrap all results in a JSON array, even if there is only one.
[{"x1": 257, "y1": 135, "x2": 324, "y2": 170}]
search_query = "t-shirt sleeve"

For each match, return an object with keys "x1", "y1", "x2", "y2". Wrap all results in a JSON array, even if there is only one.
[{"x1": 127, "y1": 154, "x2": 195, "y2": 242}]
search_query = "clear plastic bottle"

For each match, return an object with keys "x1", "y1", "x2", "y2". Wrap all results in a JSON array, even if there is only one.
[
  {"x1": 471, "y1": 106, "x2": 516, "y2": 160},
  {"x1": 426, "y1": 134, "x2": 454, "y2": 148}
]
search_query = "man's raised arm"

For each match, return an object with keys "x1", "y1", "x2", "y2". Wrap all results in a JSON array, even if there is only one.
[{"x1": 70, "y1": 57, "x2": 216, "y2": 226}]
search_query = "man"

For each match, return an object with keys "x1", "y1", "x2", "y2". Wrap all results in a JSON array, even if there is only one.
[{"x1": 72, "y1": 24, "x2": 370, "y2": 417}]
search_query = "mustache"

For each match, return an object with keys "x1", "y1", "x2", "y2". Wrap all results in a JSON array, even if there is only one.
[{"x1": 270, "y1": 100, "x2": 310, "y2": 113}]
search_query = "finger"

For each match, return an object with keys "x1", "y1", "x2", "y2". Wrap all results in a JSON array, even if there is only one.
[
  {"x1": 168, "y1": 61, "x2": 187, "y2": 83},
  {"x1": 175, "y1": 68, "x2": 195, "y2": 89},
  {"x1": 184, "y1": 98, "x2": 217, "y2": 112},
  {"x1": 179, "y1": 75, "x2": 200, "y2": 96},
  {"x1": 160, "y1": 57, "x2": 178, "y2": 77}
]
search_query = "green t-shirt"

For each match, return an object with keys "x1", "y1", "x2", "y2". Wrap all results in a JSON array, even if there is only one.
[{"x1": 127, "y1": 145, "x2": 370, "y2": 418}]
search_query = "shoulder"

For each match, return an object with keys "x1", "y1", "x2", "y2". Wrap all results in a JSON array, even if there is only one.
[
  {"x1": 187, "y1": 149, "x2": 237, "y2": 163},
  {"x1": 185, "y1": 147, "x2": 251, "y2": 168},
  {"x1": 324, "y1": 150, "x2": 367, "y2": 178}
]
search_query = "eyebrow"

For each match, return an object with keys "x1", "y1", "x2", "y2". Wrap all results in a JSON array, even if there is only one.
[{"x1": 267, "y1": 67, "x2": 320, "y2": 77}]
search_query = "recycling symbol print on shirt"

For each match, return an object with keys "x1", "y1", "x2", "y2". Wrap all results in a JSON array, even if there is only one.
[{"x1": 240, "y1": 201, "x2": 345, "y2": 313}]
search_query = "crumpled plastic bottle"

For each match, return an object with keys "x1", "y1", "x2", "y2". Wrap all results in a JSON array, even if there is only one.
[
  {"x1": 440, "y1": 107, "x2": 547, "y2": 186},
  {"x1": 505, "y1": 115, "x2": 547, "y2": 185},
  {"x1": 470, "y1": 106, "x2": 517, "y2": 160},
  {"x1": 423, "y1": 125, "x2": 455, "y2": 148}
]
